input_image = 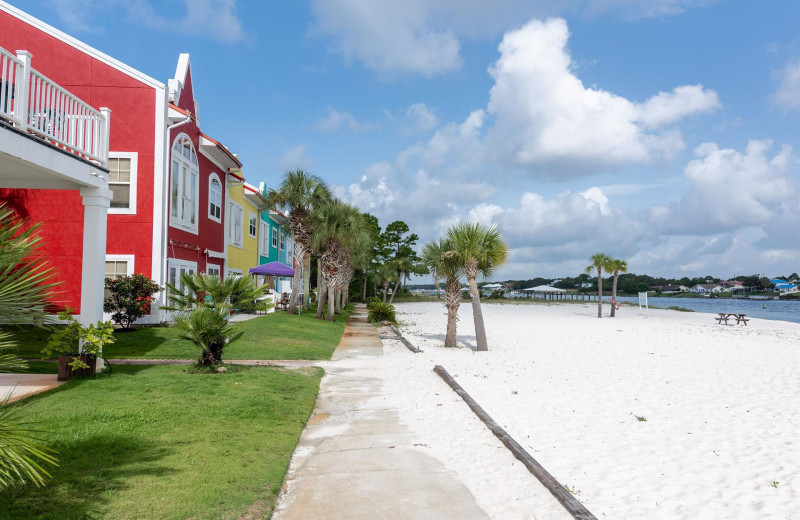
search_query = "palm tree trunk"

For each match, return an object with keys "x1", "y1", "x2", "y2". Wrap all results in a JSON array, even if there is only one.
[
  {"x1": 382, "y1": 282, "x2": 388, "y2": 303},
  {"x1": 316, "y1": 256, "x2": 323, "y2": 305},
  {"x1": 467, "y1": 273, "x2": 489, "y2": 351},
  {"x1": 316, "y1": 280, "x2": 327, "y2": 319},
  {"x1": 303, "y1": 251, "x2": 311, "y2": 310},
  {"x1": 444, "y1": 278, "x2": 460, "y2": 348},
  {"x1": 327, "y1": 283, "x2": 335, "y2": 321},
  {"x1": 388, "y1": 281, "x2": 400, "y2": 303},
  {"x1": 287, "y1": 244, "x2": 305, "y2": 313},
  {"x1": 362, "y1": 275, "x2": 367, "y2": 301},
  {"x1": 597, "y1": 267, "x2": 603, "y2": 318},
  {"x1": 610, "y1": 272, "x2": 619, "y2": 318}
]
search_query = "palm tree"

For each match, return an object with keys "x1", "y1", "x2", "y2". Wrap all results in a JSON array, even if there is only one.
[
  {"x1": 309, "y1": 200, "x2": 364, "y2": 321},
  {"x1": 374, "y1": 263, "x2": 397, "y2": 303},
  {"x1": 164, "y1": 273, "x2": 267, "y2": 312},
  {"x1": 447, "y1": 223, "x2": 508, "y2": 352},
  {"x1": 607, "y1": 258, "x2": 628, "y2": 318},
  {"x1": 172, "y1": 305, "x2": 236, "y2": 366},
  {"x1": 585, "y1": 253, "x2": 612, "y2": 318},
  {"x1": 421, "y1": 238, "x2": 463, "y2": 348},
  {"x1": 265, "y1": 170, "x2": 331, "y2": 313},
  {"x1": 0, "y1": 203, "x2": 58, "y2": 489}
]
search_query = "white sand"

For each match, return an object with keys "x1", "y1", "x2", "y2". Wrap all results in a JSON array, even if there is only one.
[{"x1": 374, "y1": 301, "x2": 799, "y2": 519}]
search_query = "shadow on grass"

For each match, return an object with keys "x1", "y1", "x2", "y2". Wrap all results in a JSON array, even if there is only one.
[{"x1": 0, "y1": 434, "x2": 176, "y2": 520}]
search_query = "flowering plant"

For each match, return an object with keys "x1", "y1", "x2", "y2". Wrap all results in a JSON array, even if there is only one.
[{"x1": 103, "y1": 274, "x2": 162, "y2": 329}]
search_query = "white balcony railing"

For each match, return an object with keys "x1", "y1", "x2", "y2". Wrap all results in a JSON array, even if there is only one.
[{"x1": 0, "y1": 46, "x2": 109, "y2": 166}]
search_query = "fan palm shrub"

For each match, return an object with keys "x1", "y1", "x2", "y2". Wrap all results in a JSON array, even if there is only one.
[
  {"x1": 172, "y1": 305, "x2": 237, "y2": 366},
  {"x1": 446, "y1": 223, "x2": 508, "y2": 352},
  {"x1": 0, "y1": 202, "x2": 58, "y2": 488},
  {"x1": 367, "y1": 302, "x2": 396, "y2": 324}
]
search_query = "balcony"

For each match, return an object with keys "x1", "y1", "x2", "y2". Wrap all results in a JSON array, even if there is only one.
[{"x1": 0, "y1": 45, "x2": 113, "y2": 348}]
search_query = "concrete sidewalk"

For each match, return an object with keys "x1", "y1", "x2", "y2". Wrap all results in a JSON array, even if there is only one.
[
  {"x1": 272, "y1": 305, "x2": 488, "y2": 519},
  {"x1": 0, "y1": 374, "x2": 63, "y2": 404}
]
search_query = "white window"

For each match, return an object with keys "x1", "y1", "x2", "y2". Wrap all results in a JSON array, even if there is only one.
[
  {"x1": 259, "y1": 220, "x2": 269, "y2": 257},
  {"x1": 169, "y1": 134, "x2": 199, "y2": 233},
  {"x1": 280, "y1": 232, "x2": 285, "y2": 251},
  {"x1": 207, "y1": 264, "x2": 221, "y2": 278},
  {"x1": 167, "y1": 259, "x2": 198, "y2": 299},
  {"x1": 248, "y1": 212, "x2": 257, "y2": 238},
  {"x1": 271, "y1": 228, "x2": 277, "y2": 249},
  {"x1": 209, "y1": 174, "x2": 222, "y2": 222},
  {"x1": 104, "y1": 254, "x2": 135, "y2": 298},
  {"x1": 229, "y1": 201, "x2": 244, "y2": 248},
  {"x1": 107, "y1": 152, "x2": 137, "y2": 214},
  {"x1": 227, "y1": 268, "x2": 243, "y2": 278}
]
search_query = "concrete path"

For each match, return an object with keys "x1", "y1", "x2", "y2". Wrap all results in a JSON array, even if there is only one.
[
  {"x1": 0, "y1": 374, "x2": 63, "y2": 404},
  {"x1": 272, "y1": 305, "x2": 488, "y2": 520}
]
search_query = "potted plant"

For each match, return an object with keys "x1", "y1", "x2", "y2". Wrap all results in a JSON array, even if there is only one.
[{"x1": 41, "y1": 309, "x2": 115, "y2": 381}]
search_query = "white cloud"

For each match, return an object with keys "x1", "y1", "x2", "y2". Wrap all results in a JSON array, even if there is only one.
[
  {"x1": 636, "y1": 85, "x2": 720, "y2": 128},
  {"x1": 484, "y1": 18, "x2": 718, "y2": 173},
  {"x1": 309, "y1": 0, "x2": 461, "y2": 78},
  {"x1": 650, "y1": 140, "x2": 797, "y2": 234},
  {"x1": 280, "y1": 145, "x2": 316, "y2": 171},
  {"x1": 49, "y1": 0, "x2": 246, "y2": 43},
  {"x1": 309, "y1": 0, "x2": 712, "y2": 77},
  {"x1": 405, "y1": 103, "x2": 438, "y2": 133},
  {"x1": 773, "y1": 59, "x2": 800, "y2": 112},
  {"x1": 314, "y1": 108, "x2": 375, "y2": 132}
]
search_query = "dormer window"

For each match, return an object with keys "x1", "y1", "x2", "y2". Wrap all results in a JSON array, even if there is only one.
[{"x1": 209, "y1": 174, "x2": 222, "y2": 222}]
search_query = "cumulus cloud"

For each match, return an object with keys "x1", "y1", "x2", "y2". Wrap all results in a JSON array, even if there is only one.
[
  {"x1": 309, "y1": 1, "x2": 713, "y2": 77},
  {"x1": 405, "y1": 103, "x2": 438, "y2": 133},
  {"x1": 280, "y1": 145, "x2": 316, "y2": 171},
  {"x1": 650, "y1": 140, "x2": 797, "y2": 234},
  {"x1": 314, "y1": 108, "x2": 376, "y2": 132},
  {"x1": 484, "y1": 18, "x2": 718, "y2": 173},
  {"x1": 50, "y1": 0, "x2": 246, "y2": 43},
  {"x1": 636, "y1": 85, "x2": 721, "y2": 128},
  {"x1": 773, "y1": 59, "x2": 800, "y2": 112}
]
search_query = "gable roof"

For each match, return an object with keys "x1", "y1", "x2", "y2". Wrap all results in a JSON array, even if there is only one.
[{"x1": 0, "y1": 2, "x2": 164, "y2": 89}]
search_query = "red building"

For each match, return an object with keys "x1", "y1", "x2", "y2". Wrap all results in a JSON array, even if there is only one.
[{"x1": 0, "y1": 4, "x2": 239, "y2": 323}]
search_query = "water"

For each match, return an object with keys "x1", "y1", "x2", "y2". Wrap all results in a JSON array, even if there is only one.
[{"x1": 614, "y1": 296, "x2": 800, "y2": 324}]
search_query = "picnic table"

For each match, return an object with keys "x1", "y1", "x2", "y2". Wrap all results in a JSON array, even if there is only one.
[{"x1": 715, "y1": 313, "x2": 749, "y2": 326}]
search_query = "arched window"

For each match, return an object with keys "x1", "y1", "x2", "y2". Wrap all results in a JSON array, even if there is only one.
[
  {"x1": 170, "y1": 134, "x2": 199, "y2": 232},
  {"x1": 209, "y1": 173, "x2": 222, "y2": 222}
]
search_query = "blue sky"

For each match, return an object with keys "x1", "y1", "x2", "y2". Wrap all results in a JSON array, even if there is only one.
[{"x1": 13, "y1": 0, "x2": 800, "y2": 279}]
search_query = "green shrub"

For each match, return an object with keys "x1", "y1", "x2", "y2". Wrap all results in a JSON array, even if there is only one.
[
  {"x1": 366, "y1": 296, "x2": 381, "y2": 305},
  {"x1": 367, "y1": 302, "x2": 397, "y2": 324},
  {"x1": 104, "y1": 274, "x2": 162, "y2": 328}
]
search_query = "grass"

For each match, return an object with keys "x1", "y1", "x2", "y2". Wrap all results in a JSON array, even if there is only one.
[
  {"x1": 0, "y1": 364, "x2": 323, "y2": 519},
  {"x1": 5, "y1": 305, "x2": 353, "y2": 361}
]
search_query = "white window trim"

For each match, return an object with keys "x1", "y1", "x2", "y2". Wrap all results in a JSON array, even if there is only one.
[
  {"x1": 248, "y1": 211, "x2": 257, "y2": 239},
  {"x1": 107, "y1": 152, "x2": 138, "y2": 215},
  {"x1": 167, "y1": 258, "x2": 199, "y2": 298},
  {"x1": 280, "y1": 232, "x2": 285, "y2": 252},
  {"x1": 226, "y1": 268, "x2": 243, "y2": 278},
  {"x1": 208, "y1": 172, "x2": 223, "y2": 223},
  {"x1": 259, "y1": 220, "x2": 269, "y2": 258},
  {"x1": 105, "y1": 254, "x2": 135, "y2": 276},
  {"x1": 228, "y1": 200, "x2": 244, "y2": 249},
  {"x1": 271, "y1": 228, "x2": 277, "y2": 249},
  {"x1": 168, "y1": 133, "x2": 200, "y2": 235},
  {"x1": 206, "y1": 262, "x2": 221, "y2": 278}
]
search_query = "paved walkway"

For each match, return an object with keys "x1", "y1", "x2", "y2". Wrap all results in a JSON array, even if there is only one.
[
  {"x1": 0, "y1": 374, "x2": 63, "y2": 404},
  {"x1": 272, "y1": 305, "x2": 488, "y2": 519}
]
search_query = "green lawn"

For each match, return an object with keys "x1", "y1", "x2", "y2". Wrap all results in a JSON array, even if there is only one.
[
  {"x1": 6, "y1": 305, "x2": 352, "y2": 361},
  {"x1": 0, "y1": 364, "x2": 323, "y2": 519}
]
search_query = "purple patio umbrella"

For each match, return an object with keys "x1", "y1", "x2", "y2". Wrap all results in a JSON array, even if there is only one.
[{"x1": 248, "y1": 262, "x2": 295, "y2": 277}]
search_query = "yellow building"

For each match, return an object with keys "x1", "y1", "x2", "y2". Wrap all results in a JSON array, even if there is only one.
[{"x1": 225, "y1": 171, "x2": 269, "y2": 277}]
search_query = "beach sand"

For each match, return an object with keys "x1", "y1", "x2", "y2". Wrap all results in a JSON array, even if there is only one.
[{"x1": 375, "y1": 301, "x2": 799, "y2": 519}]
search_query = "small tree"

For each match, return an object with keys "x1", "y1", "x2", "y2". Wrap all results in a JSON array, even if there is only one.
[{"x1": 104, "y1": 274, "x2": 162, "y2": 329}]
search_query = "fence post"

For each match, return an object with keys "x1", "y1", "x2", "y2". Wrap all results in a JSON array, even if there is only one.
[
  {"x1": 14, "y1": 50, "x2": 32, "y2": 128},
  {"x1": 99, "y1": 107, "x2": 111, "y2": 165}
]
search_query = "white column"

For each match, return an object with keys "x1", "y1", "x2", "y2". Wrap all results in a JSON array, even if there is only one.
[{"x1": 79, "y1": 186, "x2": 112, "y2": 371}]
